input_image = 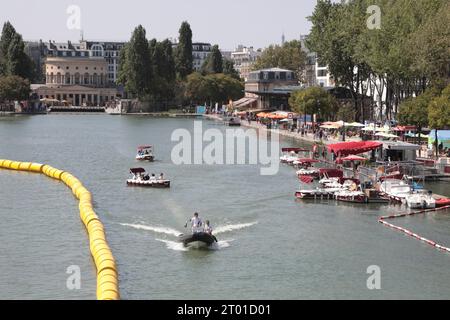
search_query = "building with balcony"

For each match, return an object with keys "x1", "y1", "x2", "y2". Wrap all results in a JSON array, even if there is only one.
[{"x1": 231, "y1": 45, "x2": 262, "y2": 81}]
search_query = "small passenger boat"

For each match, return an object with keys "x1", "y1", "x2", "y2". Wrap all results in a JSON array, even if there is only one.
[
  {"x1": 136, "y1": 145, "x2": 154, "y2": 162},
  {"x1": 126, "y1": 168, "x2": 170, "y2": 188}
]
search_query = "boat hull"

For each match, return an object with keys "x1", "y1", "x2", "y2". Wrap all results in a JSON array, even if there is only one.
[
  {"x1": 178, "y1": 232, "x2": 216, "y2": 248},
  {"x1": 126, "y1": 180, "x2": 170, "y2": 188},
  {"x1": 136, "y1": 155, "x2": 154, "y2": 162}
]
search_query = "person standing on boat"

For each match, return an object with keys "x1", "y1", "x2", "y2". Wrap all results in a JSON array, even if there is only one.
[
  {"x1": 185, "y1": 212, "x2": 203, "y2": 234},
  {"x1": 204, "y1": 220, "x2": 218, "y2": 242}
]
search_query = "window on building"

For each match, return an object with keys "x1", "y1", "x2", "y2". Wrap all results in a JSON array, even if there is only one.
[{"x1": 318, "y1": 70, "x2": 327, "y2": 77}]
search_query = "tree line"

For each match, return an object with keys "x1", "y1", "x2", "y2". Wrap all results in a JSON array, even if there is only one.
[
  {"x1": 0, "y1": 22, "x2": 33, "y2": 105},
  {"x1": 306, "y1": 0, "x2": 450, "y2": 122},
  {"x1": 117, "y1": 22, "x2": 243, "y2": 111}
]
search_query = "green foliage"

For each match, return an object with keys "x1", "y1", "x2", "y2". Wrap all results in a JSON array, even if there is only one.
[
  {"x1": 398, "y1": 95, "x2": 431, "y2": 129},
  {"x1": 175, "y1": 21, "x2": 193, "y2": 79},
  {"x1": 149, "y1": 39, "x2": 176, "y2": 100},
  {"x1": 185, "y1": 73, "x2": 243, "y2": 105},
  {"x1": 201, "y1": 45, "x2": 223, "y2": 75},
  {"x1": 0, "y1": 75, "x2": 30, "y2": 102},
  {"x1": 428, "y1": 84, "x2": 450, "y2": 129},
  {"x1": 306, "y1": 0, "x2": 450, "y2": 121},
  {"x1": 0, "y1": 21, "x2": 33, "y2": 80},
  {"x1": 252, "y1": 40, "x2": 306, "y2": 80},
  {"x1": 222, "y1": 59, "x2": 240, "y2": 80},
  {"x1": 336, "y1": 104, "x2": 357, "y2": 122},
  {"x1": 289, "y1": 86, "x2": 337, "y2": 121},
  {"x1": 119, "y1": 25, "x2": 152, "y2": 98}
]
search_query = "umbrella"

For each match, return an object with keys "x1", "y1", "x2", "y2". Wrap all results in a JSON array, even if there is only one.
[
  {"x1": 340, "y1": 155, "x2": 367, "y2": 161},
  {"x1": 347, "y1": 122, "x2": 365, "y2": 128},
  {"x1": 279, "y1": 119, "x2": 290, "y2": 123},
  {"x1": 256, "y1": 112, "x2": 267, "y2": 118},
  {"x1": 320, "y1": 124, "x2": 340, "y2": 129},
  {"x1": 375, "y1": 132, "x2": 399, "y2": 138}
]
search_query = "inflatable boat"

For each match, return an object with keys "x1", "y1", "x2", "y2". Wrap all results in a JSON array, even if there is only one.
[{"x1": 178, "y1": 232, "x2": 217, "y2": 248}]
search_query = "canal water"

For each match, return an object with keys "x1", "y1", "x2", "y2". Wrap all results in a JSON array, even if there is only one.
[{"x1": 0, "y1": 114, "x2": 449, "y2": 300}]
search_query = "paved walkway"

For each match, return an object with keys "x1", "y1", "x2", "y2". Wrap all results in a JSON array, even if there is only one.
[{"x1": 203, "y1": 114, "x2": 361, "y2": 146}]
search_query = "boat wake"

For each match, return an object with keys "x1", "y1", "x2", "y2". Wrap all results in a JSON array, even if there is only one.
[
  {"x1": 121, "y1": 221, "x2": 257, "y2": 251},
  {"x1": 214, "y1": 222, "x2": 258, "y2": 235},
  {"x1": 156, "y1": 238, "x2": 235, "y2": 251},
  {"x1": 120, "y1": 223, "x2": 183, "y2": 237}
]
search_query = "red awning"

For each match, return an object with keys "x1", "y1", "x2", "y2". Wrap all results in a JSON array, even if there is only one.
[
  {"x1": 130, "y1": 168, "x2": 146, "y2": 174},
  {"x1": 319, "y1": 168, "x2": 344, "y2": 178},
  {"x1": 327, "y1": 141, "x2": 382, "y2": 156}
]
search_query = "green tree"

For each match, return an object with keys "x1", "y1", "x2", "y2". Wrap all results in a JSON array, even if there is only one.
[
  {"x1": 0, "y1": 22, "x2": 16, "y2": 75},
  {"x1": 222, "y1": 59, "x2": 240, "y2": 80},
  {"x1": 336, "y1": 104, "x2": 357, "y2": 123},
  {"x1": 120, "y1": 25, "x2": 152, "y2": 98},
  {"x1": 253, "y1": 40, "x2": 306, "y2": 80},
  {"x1": 0, "y1": 21, "x2": 33, "y2": 79},
  {"x1": 201, "y1": 45, "x2": 223, "y2": 74},
  {"x1": 117, "y1": 44, "x2": 128, "y2": 88},
  {"x1": 0, "y1": 75, "x2": 30, "y2": 102},
  {"x1": 289, "y1": 86, "x2": 337, "y2": 126},
  {"x1": 6, "y1": 33, "x2": 33, "y2": 79},
  {"x1": 398, "y1": 94, "x2": 431, "y2": 143},
  {"x1": 185, "y1": 73, "x2": 243, "y2": 106},
  {"x1": 175, "y1": 21, "x2": 193, "y2": 79},
  {"x1": 149, "y1": 38, "x2": 177, "y2": 105}
]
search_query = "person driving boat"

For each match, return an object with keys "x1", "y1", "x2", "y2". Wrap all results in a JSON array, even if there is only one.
[{"x1": 184, "y1": 212, "x2": 203, "y2": 234}]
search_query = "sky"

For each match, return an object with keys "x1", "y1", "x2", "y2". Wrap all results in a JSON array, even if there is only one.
[{"x1": 0, "y1": 0, "x2": 317, "y2": 50}]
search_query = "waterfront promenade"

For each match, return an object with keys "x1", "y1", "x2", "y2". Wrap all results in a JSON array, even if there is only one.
[{"x1": 203, "y1": 113, "x2": 361, "y2": 146}]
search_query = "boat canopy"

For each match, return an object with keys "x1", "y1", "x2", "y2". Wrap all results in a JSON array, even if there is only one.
[
  {"x1": 130, "y1": 168, "x2": 146, "y2": 174},
  {"x1": 327, "y1": 141, "x2": 382, "y2": 156},
  {"x1": 340, "y1": 155, "x2": 367, "y2": 161},
  {"x1": 281, "y1": 148, "x2": 309, "y2": 153},
  {"x1": 320, "y1": 168, "x2": 344, "y2": 178},
  {"x1": 137, "y1": 145, "x2": 152, "y2": 150}
]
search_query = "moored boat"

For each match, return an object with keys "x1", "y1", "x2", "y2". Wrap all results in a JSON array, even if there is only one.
[
  {"x1": 379, "y1": 179, "x2": 412, "y2": 202},
  {"x1": 295, "y1": 189, "x2": 336, "y2": 200},
  {"x1": 334, "y1": 190, "x2": 368, "y2": 203},
  {"x1": 405, "y1": 190, "x2": 436, "y2": 209}
]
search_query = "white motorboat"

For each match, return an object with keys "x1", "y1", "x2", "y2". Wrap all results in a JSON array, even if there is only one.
[
  {"x1": 280, "y1": 148, "x2": 309, "y2": 164},
  {"x1": 296, "y1": 168, "x2": 320, "y2": 177},
  {"x1": 405, "y1": 191, "x2": 436, "y2": 209},
  {"x1": 127, "y1": 168, "x2": 170, "y2": 188},
  {"x1": 136, "y1": 145, "x2": 154, "y2": 162},
  {"x1": 379, "y1": 179, "x2": 412, "y2": 201}
]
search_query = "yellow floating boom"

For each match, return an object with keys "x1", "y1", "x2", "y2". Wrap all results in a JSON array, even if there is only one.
[{"x1": 0, "y1": 159, "x2": 119, "y2": 300}]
